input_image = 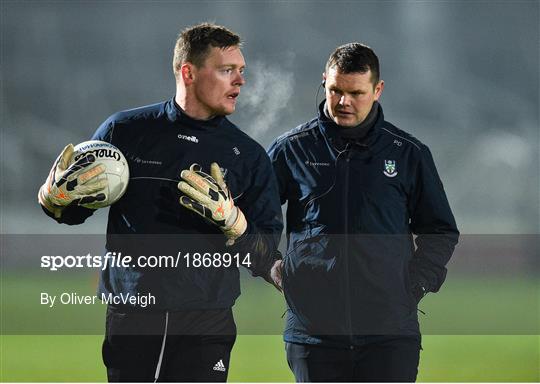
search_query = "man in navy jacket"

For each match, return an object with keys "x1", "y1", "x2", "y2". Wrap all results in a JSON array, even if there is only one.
[
  {"x1": 38, "y1": 23, "x2": 283, "y2": 382},
  {"x1": 268, "y1": 43, "x2": 459, "y2": 382}
]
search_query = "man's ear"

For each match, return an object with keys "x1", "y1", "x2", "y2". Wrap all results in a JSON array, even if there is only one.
[
  {"x1": 181, "y1": 63, "x2": 195, "y2": 85},
  {"x1": 374, "y1": 80, "x2": 384, "y2": 100}
]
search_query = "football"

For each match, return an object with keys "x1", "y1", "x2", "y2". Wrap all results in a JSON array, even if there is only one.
[{"x1": 72, "y1": 140, "x2": 129, "y2": 209}]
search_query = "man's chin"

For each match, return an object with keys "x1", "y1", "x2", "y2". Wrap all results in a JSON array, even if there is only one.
[
  {"x1": 334, "y1": 117, "x2": 358, "y2": 127},
  {"x1": 221, "y1": 105, "x2": 235, "y2": 116}
]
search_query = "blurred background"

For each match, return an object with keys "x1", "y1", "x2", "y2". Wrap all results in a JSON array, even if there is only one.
[
  {"x1": 1, "y1": 0, "x2": 539, "y2": 382},
  {"x1": 2, "y1": 0, "x2": 538, "y2": 235}
]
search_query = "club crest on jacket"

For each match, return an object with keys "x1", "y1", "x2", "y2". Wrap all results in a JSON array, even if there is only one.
[{"x1": 383, "y1": 160, "x2": 397, "y2": 177}]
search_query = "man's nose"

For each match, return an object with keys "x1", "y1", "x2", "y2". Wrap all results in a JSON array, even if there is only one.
[
  {"x1": 339, "y1": 95, "x2": 351, "y2": 106},
  {"x1": 233, "y1": 71, "x2": 245, "y2": 86}
]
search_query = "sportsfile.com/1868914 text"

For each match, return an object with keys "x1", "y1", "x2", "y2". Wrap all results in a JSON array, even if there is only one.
[{"x1": 40, "y1": 252, "x2": 251, "y2": 271}]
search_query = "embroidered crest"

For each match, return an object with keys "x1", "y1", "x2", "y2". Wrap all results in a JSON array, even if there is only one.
[{"x1": 383, "y1": 160, "x2": 397, "y2": 177}]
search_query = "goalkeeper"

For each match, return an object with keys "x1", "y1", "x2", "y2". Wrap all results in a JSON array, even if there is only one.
[{"x1": 39, "y1": 23, "x2": 283, "y2": 382}]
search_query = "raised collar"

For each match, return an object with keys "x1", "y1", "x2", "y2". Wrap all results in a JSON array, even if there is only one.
[
  {"x1": 317, "y1": 100, "x2": 384, "y2": 141},
  {"x1": 165, "y1": 97, "x2": 226, "y2": 130}
]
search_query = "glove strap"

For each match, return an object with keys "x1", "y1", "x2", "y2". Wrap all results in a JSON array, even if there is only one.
[{"x1": 223, "y1": 208, "x2": 247, "y2": 244}]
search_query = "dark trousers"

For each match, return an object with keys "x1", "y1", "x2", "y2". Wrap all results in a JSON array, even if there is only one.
[
  {"x1": 286, "y1": 336, "x2": 421, "y2": 382},
  {"x1": 102, "y1": 306, "x2": 236, "y2": 382}
]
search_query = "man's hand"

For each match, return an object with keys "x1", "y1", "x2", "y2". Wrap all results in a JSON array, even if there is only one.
[
  {"x1": 38, "y1": 144, "x2": 108, "y2": 218},
  {"x1": 178, "y1": 163, "x2": 247, "y2": 243},
  {"x1": 266, "y1": 259, "x2": 283, "y2": 293}
]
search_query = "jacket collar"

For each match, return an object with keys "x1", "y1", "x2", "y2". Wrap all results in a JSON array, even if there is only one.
[
  {"x1": 317, "y1": 100, "x2": 384, "y2": 141},
  {"x1": 165, "y1": 97, "x2": 226, "y2": 130}
]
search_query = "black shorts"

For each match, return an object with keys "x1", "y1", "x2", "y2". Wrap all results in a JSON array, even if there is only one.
[
  {"x1": 102, "y1": 305, "x2": 236, "y2": 382},
  {"x1": 286, "y1": 335, "x2": 421, "y2": 382}
]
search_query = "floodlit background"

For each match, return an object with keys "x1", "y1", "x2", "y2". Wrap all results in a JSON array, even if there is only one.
[{"x1": 1, "y1": 1, "x2": 538, "y2": 382}]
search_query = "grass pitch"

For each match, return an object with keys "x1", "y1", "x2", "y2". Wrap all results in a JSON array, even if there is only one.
[{"x1": 1, "y1": 272, "x2": 538, "y2": 381}]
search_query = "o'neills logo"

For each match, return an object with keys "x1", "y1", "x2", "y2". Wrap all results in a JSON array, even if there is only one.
[
  {"x1": 178, "y1": 134, "x2": 199, "y2": 143},
  {"x1": 74, "y1": 148, "x2": 121, "y2": 161}
]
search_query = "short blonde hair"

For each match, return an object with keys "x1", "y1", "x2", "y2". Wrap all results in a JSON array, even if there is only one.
[{"x1": 173, "y1": 22, "x2": 242, "y2": 79}]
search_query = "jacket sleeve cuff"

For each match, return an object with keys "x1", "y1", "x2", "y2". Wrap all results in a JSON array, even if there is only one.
[
  {"x1": 409, "y1": 270, "x2": 430, "y2": 303},
  {"x1": 230, "y1": 221, "x2": 281, "y2": 278},
  {"x1": 40, "y1": 202, "x2": 96, "y2": 225}
]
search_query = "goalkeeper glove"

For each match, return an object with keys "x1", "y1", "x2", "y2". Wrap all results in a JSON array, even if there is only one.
[
  {"x1": 38, "y1": 143, "x2": 108, "y2": 218},
  {"x1": 178, "y1": 163, "x2": 247, "y2": 244}
]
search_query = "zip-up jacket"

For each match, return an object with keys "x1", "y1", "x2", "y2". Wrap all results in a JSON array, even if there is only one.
[
  {"x1": 267, "y1": 102, "x2": 458, "y2": 347},
  {"x1": 42, "y1": 97, "x2": 283, "y2": 311}
]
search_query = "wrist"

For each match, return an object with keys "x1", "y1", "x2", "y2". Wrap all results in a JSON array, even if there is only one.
[{"x1": 223, "y1": 207, "x2": 247, "y2": 242}]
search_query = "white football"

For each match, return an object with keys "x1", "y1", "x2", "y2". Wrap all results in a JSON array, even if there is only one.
[{"x1": 72, "y1": 140, "x2": 129, "y2": 209}]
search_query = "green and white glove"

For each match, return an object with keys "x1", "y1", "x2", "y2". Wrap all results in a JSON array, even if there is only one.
[
  {"x1": 38, "y1": 144, "x2": 108, "y2": 218},
  {"x1": 178, "y1": 163, "x2": 247, "y2": 244}
]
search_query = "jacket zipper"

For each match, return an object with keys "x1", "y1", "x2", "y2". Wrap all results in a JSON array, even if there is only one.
[{"x1": 343, "y1": 149, "x2": 354, "y2": 348}]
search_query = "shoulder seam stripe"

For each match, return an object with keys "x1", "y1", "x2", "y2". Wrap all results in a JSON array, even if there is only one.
[
  {"x1": 380, "y1": 127, "x2": 421, "y2": 150},
  {"x1": 275, "y1": 122, "x2": 318, "y2": 144}
]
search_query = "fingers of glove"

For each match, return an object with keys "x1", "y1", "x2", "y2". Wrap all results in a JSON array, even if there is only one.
[
  {"x1": 49, "y1": 144, "x2": 73, "y2": 186},
  {"x1": 77, "y1": 164, "x2": 106, "y2": 184},
  {"x1": 75, "y1": 179, "x2": 108, "y2": 195},
  {"x1": 180, "y1": 170, "x2": 216, "y2": 195},
  {"x1": 197, "y1": 172, "x2": 219, "y2": 192},
  {"x1": 57, "y1": 144, "x2": 75, "y2": 173},
  {"x1": 178, "y1": 181, "x2": 212, "y2": 206},
  {"x1": 66, "y1": 153, "x2": 97, "y2": 174},
  {"x1": 186, "y1": 163, "x2": 220, "y2": 187},
  {"x1": 194, "y1": 165, "x2": 216, "y2": 182},
  {"x1": 189, "y1": 163, "x2": 202, "y2": 173},
  {"x1": 73, "y1": 193, "x2": 107, "y2": 206},
  {"x1": 179, "y1": 196, "x2": 213, "y2": 221},
  {"x1": 181, "y1": 174, "x2": 221, "y2": 203},
  {"x1": 58, "y1": 154, "x2": 98, "y2": 187},
  {"x1": 210, "y1": 163, "x2": 228, "y2": 192}
]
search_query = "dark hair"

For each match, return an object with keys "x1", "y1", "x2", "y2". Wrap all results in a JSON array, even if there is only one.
[
  {"x1": 325, "y1": 42, "x2": 380, "y2": 85},
  {"x1": 173, "y1": 23, "x2": 242, "y2": 77}
]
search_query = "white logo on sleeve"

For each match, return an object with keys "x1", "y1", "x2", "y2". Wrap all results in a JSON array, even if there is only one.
[{"x1": 213, "y1": 359, "x2": 226, "y2": 372}]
